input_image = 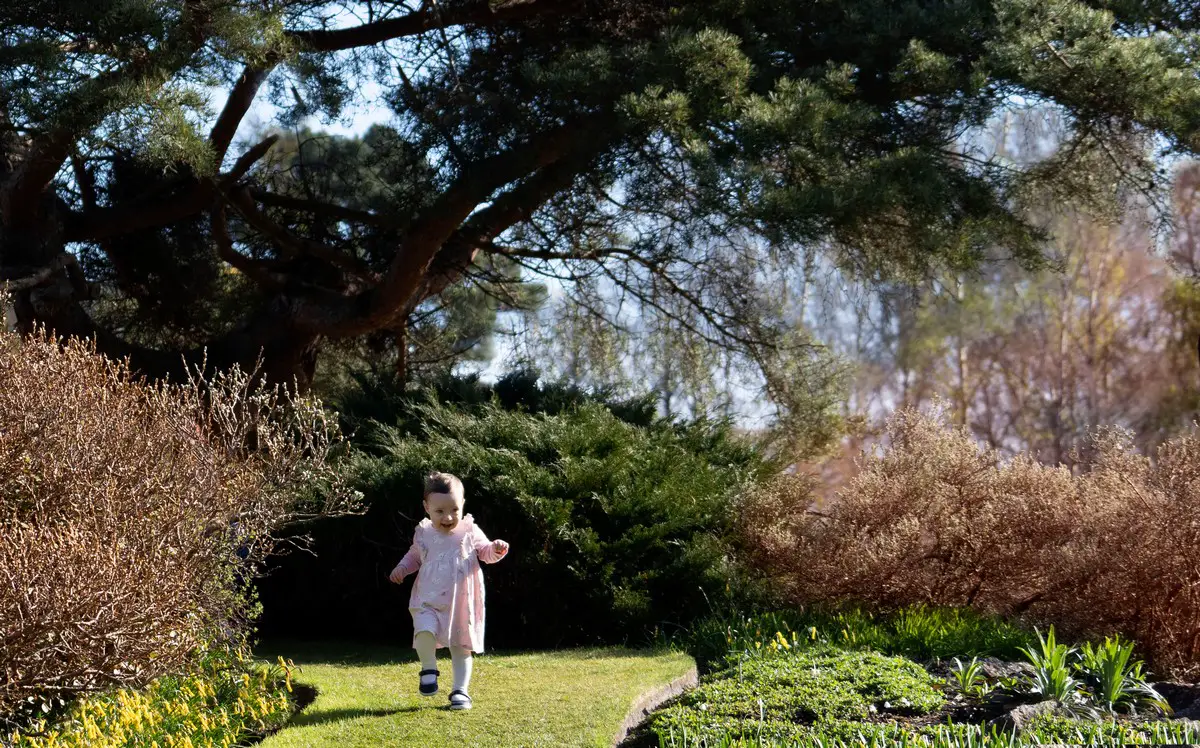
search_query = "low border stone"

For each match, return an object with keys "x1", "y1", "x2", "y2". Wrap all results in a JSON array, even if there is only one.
[{"x1": 612, "y1": 666, "x2": 699, "y2": 747}]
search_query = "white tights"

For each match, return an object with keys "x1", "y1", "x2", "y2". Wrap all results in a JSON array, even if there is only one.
[{"x1": 414, "y1": 630, "x2": 473, "y2": 693}]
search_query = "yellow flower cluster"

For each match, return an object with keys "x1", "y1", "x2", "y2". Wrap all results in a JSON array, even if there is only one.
[
  {"x1": 7, "y1": 658, "x2": 293, "y2": 748},
  {"x1": 724, "y1": 627, "x2": 803, "y2": 655}
]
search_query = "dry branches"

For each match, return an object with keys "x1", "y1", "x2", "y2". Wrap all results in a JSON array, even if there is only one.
[{"x1": 0, "y1": 314, "x2": 357, "y2": 714}]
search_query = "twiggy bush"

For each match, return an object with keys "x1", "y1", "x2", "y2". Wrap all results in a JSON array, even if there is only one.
[
  {"x1": 0, "y1": 322, "x2": 353, "y2": 717},
  {"x1": 741, "y1": 405, "x2": 1200, "y2": 677}
]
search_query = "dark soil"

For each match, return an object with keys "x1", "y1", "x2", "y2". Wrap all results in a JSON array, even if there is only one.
[{"x1": 1155, "y1": 681, "x2": 1200, "y2": 716}]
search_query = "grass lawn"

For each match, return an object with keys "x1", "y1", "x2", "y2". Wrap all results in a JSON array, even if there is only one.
[{"x1": 254, "y1": 640, "x2": 694, "y2": 748}]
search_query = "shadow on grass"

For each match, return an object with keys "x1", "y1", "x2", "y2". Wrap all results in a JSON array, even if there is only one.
[
  {"x1": 258, "y1": 639, "x2": 679, "y2": 666},
  {"x1": 266, "y1": 683, "x2": 426, "y2": 734},
  {"x1": 258, "y1": 639, "x2": 419, "y2": 666},
  {"x1": 288, "y1": 705, "x2": 424, "y2": 729},
  {"x1": 542, "y1": 647, "x2": 680, "y2": 661}
]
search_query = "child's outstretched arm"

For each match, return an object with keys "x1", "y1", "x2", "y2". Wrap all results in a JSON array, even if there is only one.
[
  {"x1": 388, "y1": 538, "x2": 422, "y2": 583},
  {"x1": 472, "y1": 526, "x2": 509, "y2": 564}
]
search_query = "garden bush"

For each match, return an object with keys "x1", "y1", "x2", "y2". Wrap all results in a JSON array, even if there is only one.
[
  {"x1": 740, "y1": 405, "x2": 1200, "y2": 677},
  {"x1": 257, "y1": 371, "x2": 775, "y2": 646},
  {"x1": 329, "y1": 367, "x2": 659, "y2": 434},
  {"x1": 0, "y1": 322, "x2": 352, "y2": 717}
]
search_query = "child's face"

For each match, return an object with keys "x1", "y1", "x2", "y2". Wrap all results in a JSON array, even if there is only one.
[{"x1": 424, "y1": 491, "x2": 464, "y2": 533}]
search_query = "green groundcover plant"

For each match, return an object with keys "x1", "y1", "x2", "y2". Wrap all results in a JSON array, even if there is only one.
[
  {"x1": 653, "y1": 610, "x2": 1185, "y2": 748},
  {"x1": 655, "y1": 717, "x2": 1200, "y2": 748},
  {"x1": 651, "y1": 645, "x2": 944, "y2": 744}
]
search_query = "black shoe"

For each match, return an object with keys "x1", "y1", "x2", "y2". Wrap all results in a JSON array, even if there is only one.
[
  {"x1": 448, "y1": 689, "x2": 472, "y2": 710},
  {"x1": 418, "y1": 669, "x2": 439, "y2": 696}
]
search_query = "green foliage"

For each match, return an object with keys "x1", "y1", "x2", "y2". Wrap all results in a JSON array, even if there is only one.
[
  {"x1": 655, "y1": 716, "x2": 1200, "y2": 747},
  {"x1": 654, "y1": 605, "x2": 1184, "y2": 748},
  {"x1": 655, "y1": 618, "x2": 1190, "y2": 748},
  {"x1": 1021, "y1": 713, "x2": 1199, "y2": 745},
  {"x1": 1077, "y1": 636, "x2": 1135, "y2": 712},
  {"x1": 686, "y1": 606, "x2": 1034, "y2": 672},
  {"x1": 1012, "y1": 627, "x2": 1168, "y2": 714},
  {"x1": 12, "y1": 0, "x2": 1200, "y2": 401},
  {"x1": 1076, "y1": 636, "x2": 1170, "y2": 715},
  {"x1": 650, "y1": 646, "x2": 943, "y2": 744},
  {"x1": 328, "y1": 368, "x2": 659, "y2": 441},
  {"x1": 1018, "y1": 627, "x2": 1081, "y2": 704},
  {"x1": 6, "y1": 644, "x2": 294, "y2": 748},
  {"x1": 949, "y1": 657, "x2": 991, "y2": 698},
  {"x1": 258, "y1": 371, "x2": 772, "y2": 646}
]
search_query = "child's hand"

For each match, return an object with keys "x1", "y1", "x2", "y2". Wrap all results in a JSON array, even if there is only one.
[
  {"x1": 388, "y1": 565, "x2": 406, "y2": 584},
  {"x1": 491, "y1": 539, "x2": 509, "y2": 559}
]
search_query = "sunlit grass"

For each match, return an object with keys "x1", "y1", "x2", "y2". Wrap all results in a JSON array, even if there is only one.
[{"x1": 256, "y1": 640, "x2": 694, "y2": 748}]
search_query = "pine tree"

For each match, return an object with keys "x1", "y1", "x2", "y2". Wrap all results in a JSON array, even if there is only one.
[{"x1": 3, "y1": 0, "x2": 1199, "y2": 387}]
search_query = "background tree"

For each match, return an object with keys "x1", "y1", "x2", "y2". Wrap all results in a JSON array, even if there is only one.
[
  {"x1": 4, "y1": 0, "x2": 1200, "y2": 396},
  {"x1": 517, "y1": 252, "x2": 851, "y2": 461},
  {"x1": 810, "y1": 189, "x2": 1200, "y2": 466}
]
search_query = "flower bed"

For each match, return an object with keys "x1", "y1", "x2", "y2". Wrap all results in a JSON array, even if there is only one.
[
  {"x1": 5, "y1": 647, "x2": 298, "y2": 748},
  {"x1": 645, "y1": 609, "x2": 1200, "y2": 747}
]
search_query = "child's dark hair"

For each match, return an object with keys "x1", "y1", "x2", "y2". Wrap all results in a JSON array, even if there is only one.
[{"x1": 423, "y1": 471, "x2": 464, "y2": 500}]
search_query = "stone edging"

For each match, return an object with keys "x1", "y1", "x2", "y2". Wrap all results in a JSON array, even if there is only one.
[{"x1": 611, "y1": 665, "x2": 699, "y2": 747}]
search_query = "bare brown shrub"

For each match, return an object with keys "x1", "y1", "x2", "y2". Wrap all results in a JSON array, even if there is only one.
[
  {"x1": 0, "y1": 320, "x2": 356, "y2": 715},
  {"x1": 741, "y1": 404, "x2": 1200, "y2": 677}
]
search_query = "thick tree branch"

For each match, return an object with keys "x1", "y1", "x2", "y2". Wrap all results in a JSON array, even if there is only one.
[
  {"x1": 65, "y1": 136, "x2": 279, "y2": 242},
  {"x1": 262, "y1": 119, "x2": 612, "y2": 338},
  {"x1": 289, "y1": 0, "x2": 566, "y2": 53},
  {"x1": 64, "y1": 184, "x2": 211, "y2": 242},
  {"x1": 211, "y1": 1, "x2": 568, "y2": 165},
  {"x1": 210, "y1": 66, "x2": 273, "y2": 165},
  {"x1": 420, "y1": 143, "x2": 607, "y2": 299},
  {"x1": 356, "y1": 121, "x2": 602, "y2": 327},
  {"x1": 1, "y1": 252, "x2": 82, "y2": 291},
  {"x1": 227, "y1": 187, "x2": 376, "y2": 285},
  {"x1": 228, "y1": 135, "x2": 279, "y2": 181},
  {"x1": 210, "y1": 204, "x2": 287, "y2": 290},
  {"x1": 69, "y1": 150, "x2": 97, "y2": 211},
  {"x1": 2, "y1": 129, "x2": 74, "y2": 226},
  {"x1": 249, "y1": 188, "x2": 389, "y2": 227}
]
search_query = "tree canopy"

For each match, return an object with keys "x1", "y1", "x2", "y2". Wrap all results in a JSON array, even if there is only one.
[{"x1": 3, "y1": 0, "x2": 1200, "y2": 398}]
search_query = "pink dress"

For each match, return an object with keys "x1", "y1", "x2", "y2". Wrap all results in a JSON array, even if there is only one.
[{"x1": 391, "y1": 514, "x2": 503, "y2": 652}]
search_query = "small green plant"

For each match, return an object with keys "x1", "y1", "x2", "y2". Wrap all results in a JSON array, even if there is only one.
[
  {"x1": 1019, "y1": 626, "x2": 1080, "y2": 704},
  {"x1": 949, "y1": 656, "x2": 992, "y2": 697},
  {"x1": 1076, "y1": 636, "x2": 1170, "y2": 715}
]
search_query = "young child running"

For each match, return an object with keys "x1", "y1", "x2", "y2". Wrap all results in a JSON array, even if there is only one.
[{"x1": 388, "y1": 472, "x2": 509, "y2": 711}]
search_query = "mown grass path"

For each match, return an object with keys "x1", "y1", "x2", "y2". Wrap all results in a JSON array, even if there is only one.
[{"x1": 255, "y1": 641, "x2": 694, "y2": 748}]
